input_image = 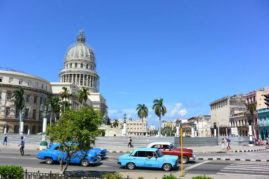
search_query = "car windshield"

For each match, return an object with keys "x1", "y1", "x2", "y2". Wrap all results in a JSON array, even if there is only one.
[{"x1": 156, "y1": 150, "x2": 163, "y2": 157}]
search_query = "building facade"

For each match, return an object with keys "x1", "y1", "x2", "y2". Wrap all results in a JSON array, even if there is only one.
[
  {"x1": 257, "y1": 108, "x2": 269, "y2": 140},
  {"x1": 0, "y1": 31, "x2": 107, "y2": 134},
  {"x1": 210, "y1": 94, "x2": 246, "y2": 136},
  {"x1": 0, "y1": 71, "x2": 52, "y2": 133}
]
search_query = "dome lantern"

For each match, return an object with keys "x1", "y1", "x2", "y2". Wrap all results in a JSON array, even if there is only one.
[{"x1": 77, "y1": 30, "x2": 86, "y2": 43}]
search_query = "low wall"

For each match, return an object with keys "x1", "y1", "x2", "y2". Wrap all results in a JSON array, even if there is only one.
[{"x1": 174, "y1": 136, "x2": 249, "y2": 147}]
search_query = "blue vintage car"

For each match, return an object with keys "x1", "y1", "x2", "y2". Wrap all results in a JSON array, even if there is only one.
[
  {"x1": 37, "y1": 144, "x2": 101, "y2": 167},
  {"x1": 91, "y1": 148, "x2": 107, "y2": 159},
  {"x1": 118, "y1": 148, "x2": 179, "y2": 171}
]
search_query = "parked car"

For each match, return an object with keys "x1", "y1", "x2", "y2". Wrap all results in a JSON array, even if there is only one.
[
  {"x1": 91, "y1": 148, "x2": 107, "y2": 159},
  {"x1": 118, "y1": 148, "x2": 178, "y2": 171},
  {"x1": 147, "y1": 142, "x2": 195, "y2": 164},
  {"x1": 37, "y1": 144, "x2": 101, "y2": 167}
]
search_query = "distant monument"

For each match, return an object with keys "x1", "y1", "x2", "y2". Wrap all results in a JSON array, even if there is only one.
[{"x1": 122, "y1": 113, "x2": 127, "y2": 136}]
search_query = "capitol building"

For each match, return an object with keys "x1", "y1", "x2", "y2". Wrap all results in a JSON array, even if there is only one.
[{"x1": 0, "y1": 31, "x2": 107, "y2": 134}]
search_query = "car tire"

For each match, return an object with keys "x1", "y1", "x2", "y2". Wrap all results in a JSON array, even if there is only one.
[
  {"x1": 45, "y1": 157, "x2": 53, "y2": 165},
  {"x1": 182, "y1": 156, "x2": 189, "y2": 164},
  {"x1": 81, "y1": 159, "x2": 89, "y2": 167},
  {"x1": 163, "y1": 163, "x2": 172, "y2": 171},
  {"x1": 126, "y1": 162, "x2": 135, "y2": 170}
]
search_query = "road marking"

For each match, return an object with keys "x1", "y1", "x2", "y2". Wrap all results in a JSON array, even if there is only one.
[
  {"x1": 184, "y1": 161, "x2": 209, "y2": 171},
  {"x1": 217, "y1": 172, "x2": 269, "y2": 178}
]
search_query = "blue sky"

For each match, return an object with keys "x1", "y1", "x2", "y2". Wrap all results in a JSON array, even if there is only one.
[{"x1": 1, "y1": 0, "x2": 269, "y2": 128}]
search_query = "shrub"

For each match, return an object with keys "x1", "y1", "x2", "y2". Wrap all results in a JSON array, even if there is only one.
[
  {"x1": 101, "y1": 173, "x2": 122, "y2": 179},
  {"x1": 192, "y1": 175, "x2": 213, "y2": 179},
  {"x1": 162, "y1": 173, "x2": 178, "y2": 179},
  {"x1": 0, "y1": 165, "x2": 24, "y2": 179},
  {"x1": 138, "y1": 177, "x2": 144, "y2": 179}
]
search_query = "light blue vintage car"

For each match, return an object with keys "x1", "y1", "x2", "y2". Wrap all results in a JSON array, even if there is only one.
[
  {"x1": 118, "y1": 148, "x2": 179, "y2": 171},
  {"x1": 37, "y1": 144, "x2": 101, "y2": 167},
  {"x1": 91, "y1": 148, "x2": 107, "y2": 159}
]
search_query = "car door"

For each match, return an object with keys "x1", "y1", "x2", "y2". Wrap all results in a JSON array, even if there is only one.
[
  {"x1": 144, "y1": 151, "x2": 158, "y2": 168},
  {"x1": 133, "y1": 151, "x2": 146, "y2": 167}
]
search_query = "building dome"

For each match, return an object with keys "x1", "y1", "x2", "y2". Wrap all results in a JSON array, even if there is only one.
[
  {"x1": 59, "y1": 31, "x2": 99, "y2": 93},
  {"x1": 64, "y1": 31, "x2": 95, "y2": 63}
]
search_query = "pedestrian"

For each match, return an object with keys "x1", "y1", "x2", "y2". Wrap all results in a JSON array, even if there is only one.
[
  {"x1": 3, "y1": 134, "x2": 7, "y2": 145},
  {"x1": 221, "y1": 138, "x2": 225, "y2": 150},
  {"x1": 128, "y1": 137, "x2": 133, "y2": 148},
  {"x1": 227, "y1": 137, "x2": 231, "y2": 150},
  {"x1": 18, "y1": 136, "x2": 25, "y2": 156}
]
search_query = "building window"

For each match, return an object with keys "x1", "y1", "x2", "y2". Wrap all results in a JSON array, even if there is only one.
[
  {"x1": 6, "y1": 91, "x2": 12, "y2": 100},
  {"x1": 9, "y1": 77, "x2": 13, "y2": 83},
  {"x1": 81, "y1": 63, "x2": 83, "y2": 68},
  {"x1": 70, "y1": 63, "x2": 72, "y2": 68},
  {"x1": 41, "y1": 84, "x2": 43, "y2": 89},
  {"x1": 26, "y1": 95, "x2": 30, "y2": 103},
  {"x1": 0, "y1": 77, "x2": 2, "y2": 82},
  {"x1": 33, "y1": 109, "x2": 36, "y2": 120},
  {"x1": 24, "y1": 108, "x2": 29, "y2": 120},
  {"x1": 5, "y1": 107, "x2": 10, "y2": 116},
  {"x1": 86, "y1": 64, "x2": 89, "y2": 69},
  {"x1": 28, "y1": 81, "x2": 31, "y2": 86},
  {"x1": 75, "y1": 63, "x2": 77, "y2": 68},
  {"x1": 0, "y1": 91, "x2": 1, "y2": 100},
  {"x1": 40, "y1": 97, "x2": 43, "y2": 105},
  {"x1": 34, "y1": 96, "x2": 37, "y2": 104},
  {"x1": 19, "y1": 79, "x2": 23, "y2": 85}
]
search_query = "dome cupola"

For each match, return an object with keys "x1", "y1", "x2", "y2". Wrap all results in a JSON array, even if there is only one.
[{"x1": 64, "y1": 30, "x2": 95, "y2": 63}]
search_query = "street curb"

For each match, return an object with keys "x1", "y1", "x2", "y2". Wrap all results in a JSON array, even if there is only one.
[
  {"x1": 234, "y1": 148, "x2": 267, "y2": 153},
  {"x1": 197, "y1": 157, "x2": 269, "y2": 162}
]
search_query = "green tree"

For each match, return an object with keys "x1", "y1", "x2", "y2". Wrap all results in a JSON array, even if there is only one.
[
  {"x1": 78, "y1": 87, "x2": 89, "y2": 108},
  {"x1": 12, "y1": 87, "x2": 25, "y2": 135},
  {"x1": 136, "y1": 104, "x2": 148, "y2": 122},
  {"x1": 47, "y1": 107, "x2": 102, "y2": 174},
  {"x1": 47, "y1": 96, "x2": 61, "y2": 125},
  {"x1": 60, "y1": 87, "x2": 70, "y2": 112},
  {"x1": 113, "y1": 120, "x2": 119, "y2": 128},
  {"x1": 152, "y1": 98, "x2": 167, "y2": 137},
  {"x1": 249, "y1": 103, "x2": 257, "y2": 138}
]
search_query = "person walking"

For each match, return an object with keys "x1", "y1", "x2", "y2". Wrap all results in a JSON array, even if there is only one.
[
  {"x1": 18, "y1": 136, "x2": 25, "y2": 156},
  {"x1": 3, "y1": 134, "x2": 7, "y2": 145},
  {"x1": 221, "y1": 138, "x2": 225, "y2": 150},
  {"x1": 128, "y1": 137, "x2": 133, "y2": 148}
]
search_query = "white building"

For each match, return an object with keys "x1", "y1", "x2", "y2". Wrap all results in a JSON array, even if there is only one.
[
  {"x1": 210, "y1": 94, "x2": 246, "y2": 136},
  {"x1": 0, "y1": 31, "x2": 107, "y2": 134}
]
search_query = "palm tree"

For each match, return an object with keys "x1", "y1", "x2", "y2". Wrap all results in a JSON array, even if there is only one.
[
  {"x1": 113, "y1": 120, "x2": 119, "y2": 128},
  {"x1": 60, "y1": 87, "x2": 70, "y2": 112},
  {"x1": 12, "y1": 87, "x2": 25, "y2": 135},
  {"x1": 152, "y1": 98, "x2": 167, "y2": 137},
  {"x1": 47, "y1": 96, "x2": 60, "y2": 125},
  {"x1": 249, "y1": 103, "x2": 257, "y2": 138},
  {"x1": 78, "y1": 87, "x2": 89, "y2": 108},
  {"x1": 136, "y1": 104, "x2": 149, "y2": 122}
]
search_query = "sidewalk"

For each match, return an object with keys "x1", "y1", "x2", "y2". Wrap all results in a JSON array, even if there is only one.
[
  {"x1": 0, "y1": 143, "x2": 267, "y2": 154},
  {"x1": 119, "y1": 171, "x2": 269, "y2": 179}
]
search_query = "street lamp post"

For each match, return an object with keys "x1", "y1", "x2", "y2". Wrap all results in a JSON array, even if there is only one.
[{"x1": 39, "y1": 104, "x2": 51, "y2": 150}]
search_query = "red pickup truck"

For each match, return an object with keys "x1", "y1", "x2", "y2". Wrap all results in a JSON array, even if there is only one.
[{"x1": 147, "y1": 142, "x2": 195, "y2": 164}]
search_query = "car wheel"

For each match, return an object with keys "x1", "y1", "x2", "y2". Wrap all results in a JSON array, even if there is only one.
[
  {"x1": 81, "y1": 159, "x2": 89, "y2": 167},
  {"x1": 182, "y1": 156, "x2": 189, "y2": 164},
  {"x1": 163, "y1": 163, "x2": 172, "y2": 171},
  {"x1": 45, "y1": 157, "x2": 53, "y2": 165},
  {"x1": 126, "y1": 162, "x2": 135, "y2": 170}
]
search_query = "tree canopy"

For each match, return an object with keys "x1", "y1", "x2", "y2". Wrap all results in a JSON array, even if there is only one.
[
  {"x1": 47, "y1": 107, "x2": 102, "y2": 173},
  {"x1": 136, "y1": 104, "x2": 148, "y2": 122}
]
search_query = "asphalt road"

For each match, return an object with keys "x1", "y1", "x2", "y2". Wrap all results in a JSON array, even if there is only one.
[{"x1": 0, "y1": 149, "x2": 269, "y2": 178}]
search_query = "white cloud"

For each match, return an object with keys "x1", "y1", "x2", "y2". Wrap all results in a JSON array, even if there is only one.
[{"x1": 167, "y1": 103, "x2": 187, "y2": 118}]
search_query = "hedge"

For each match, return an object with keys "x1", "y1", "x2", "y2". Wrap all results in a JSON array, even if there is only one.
[{"x1": 0, "y1": 165, "x2": 24, "y2": 179}]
